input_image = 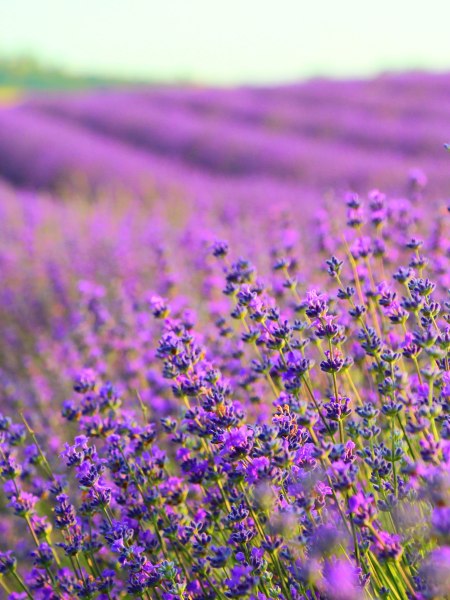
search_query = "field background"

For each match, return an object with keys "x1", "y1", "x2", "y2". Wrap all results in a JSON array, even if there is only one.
[{"x1": 0, "y1": 59, "x2": 449, "y2": 197}]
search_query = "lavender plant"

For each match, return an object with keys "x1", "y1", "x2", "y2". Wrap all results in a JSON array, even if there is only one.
[{"x1": 0, "y1": 182, "x2": 448, "y2": 600}]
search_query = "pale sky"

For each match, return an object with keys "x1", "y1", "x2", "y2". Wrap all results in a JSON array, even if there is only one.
[{"x1": 1, "y1": 0, "x2": 450, "y2": 83}]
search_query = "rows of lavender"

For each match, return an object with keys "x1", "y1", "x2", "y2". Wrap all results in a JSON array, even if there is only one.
[
  {"x1": 0, "y1": 76, "x2": 449, "y2": 599},
  {"x1": 1, "y1": 73, "x2": 450, "y2": 196}
]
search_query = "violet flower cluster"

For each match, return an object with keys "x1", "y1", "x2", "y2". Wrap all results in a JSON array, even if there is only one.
[{"x1": 0, "y1": 180, "x2": 449, "y2": 600}]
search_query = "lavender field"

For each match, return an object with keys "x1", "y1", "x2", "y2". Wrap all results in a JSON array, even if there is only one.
[{"x1": 0, "y1": 73, "x2": 449, "y2": 599}]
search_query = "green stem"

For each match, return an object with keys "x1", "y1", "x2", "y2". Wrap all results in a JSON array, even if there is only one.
[
  {"x1": 11, "y1": 570, "x2": 34, "y2": 600},
  {"x1": 391, "y1": 418, "x2": 397, "y2": 498}
]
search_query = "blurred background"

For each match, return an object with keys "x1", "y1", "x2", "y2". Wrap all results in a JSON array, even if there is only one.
[{"x1": 1, "y1": 0, "x2": 450, "y2": 196}]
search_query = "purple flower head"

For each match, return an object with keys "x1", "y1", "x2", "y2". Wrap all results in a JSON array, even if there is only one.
[
  {"x1": 323, "y1": 559, "x2": 363, "y2": 600},
  {"x1": 320, "y1": 348, "x2": 345, "y2": 373},
  {"x1": 219, "y1": 426, "x2": 254, "y2": 461},
  {"x1": 31, "y1": 543, "x2": 54, "y2": 568},
  {"x1": 0, "y1": 550, "x2": 16, "y2": 574},
  {"x1": 113, "y1": 541, "x2": 145, "y2": 567},
  {"x1": 350, "y1": 236, "x2": 372, "y2": 259},
  {"x1": 208, "y1": 545, "x2": 232, "y2": 568},
  {"x1": 371, "y1": 530, "x2": 403, "y2": 561},
  {"x1": 237, "y1": 284, "x2": 258, "y2": 306},
  {"x1": 31, "y1": 515, "x2": 53, "y2": 538},
  {"x1": 61, "y1": 435, "x2": 96, "y2": 467},
  {"x1": 54, "y1": 494, "x2": 77, "y2": 529},
  {"x1": 305, "y1": 289, "x2": 329, "y2": 319},
  {"x1": 149, "y1": 294, "x2": 170, "y2": 318},
  {"x1": 76, "y1": 459, "x2": 105, "y2": 489},
  {"x1": 245, "y1": 456, "x2": 271, "y2": 485},
  {"x1": 73, "y1": 369, "x2": 97, "y2": 394},
  {"x1": 432, "y1": 507, "x2": 450, "y2": 541},
  {"x1": 409, "y1": 168, "x2": 427, "y2": 191},
  {"x1": 310, "y1": 524, "x2": 344, "y2": 558},
  {"x1": 418, "y1": 546, "x2": 450, "y2": 599},
  {"x1": 0, "y1": 453, "x2": 22, "y2": 480},
  {"x1": 324, "y1": 394, "x2": 352, "y2": 421},
  {"x1": 212, "y1": 240, "x2": 229, "y2": 258},
  {"x1": 225, "y1": 565, "x2": 257, "y2": 597},
  {"x1": 8, "y1": 492, "x2": 39, "y2": 516},
  {"x1": 348, "y1": 492, "x2": 376, "y2": 526},
  {"x1": 368, "y1": 188, "x2": 386, "y2": 210},
  {"x1": 294, "y1": 443, "x2": 317, "y2": 469},
  {"x1": 159, "y1": 477, "x2": 186, "y2": 505}
]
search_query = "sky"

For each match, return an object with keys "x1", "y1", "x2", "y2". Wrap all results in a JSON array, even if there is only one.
[{"x1": 1, "y1": 0, "x2": 450, "y2": 84}]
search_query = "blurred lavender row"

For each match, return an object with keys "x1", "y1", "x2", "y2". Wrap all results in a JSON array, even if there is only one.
[{"x1": 0, "y1": 72, "x2": 448, "y2": 194}]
